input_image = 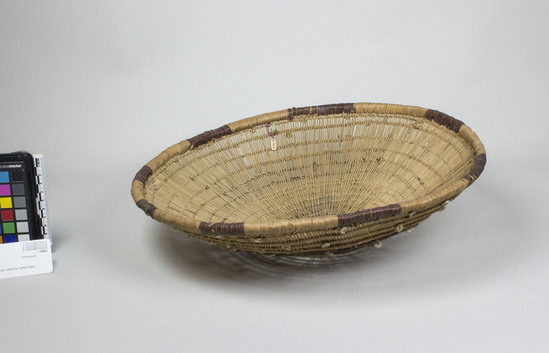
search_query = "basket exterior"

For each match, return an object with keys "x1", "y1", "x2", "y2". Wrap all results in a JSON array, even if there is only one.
[{"x1": 132, "y1": 103, "x2": 486, "y2": 255}]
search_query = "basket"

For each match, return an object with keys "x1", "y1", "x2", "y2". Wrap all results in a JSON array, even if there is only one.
[{"x1": 132, "y1": 103, "x2": 486, "y2": 256}]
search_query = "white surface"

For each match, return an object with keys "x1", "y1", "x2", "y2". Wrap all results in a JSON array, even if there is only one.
[{"x1": 1, "y1": 1, "x2": 548, "y2": 351}]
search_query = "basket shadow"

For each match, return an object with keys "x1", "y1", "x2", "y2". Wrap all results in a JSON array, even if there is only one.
[
  {"x1": 150, "y1": 178, "x2": 523, "y2": 294},
  {"x1": 153, "y1": 224, "x2": 394, "y2": 285}
]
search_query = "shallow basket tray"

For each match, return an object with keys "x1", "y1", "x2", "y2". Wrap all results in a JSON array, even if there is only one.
[{"x1": 132, "y1": 103, "x2": 486, "y2": 256}]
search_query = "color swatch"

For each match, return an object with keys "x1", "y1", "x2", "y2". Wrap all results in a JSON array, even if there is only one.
[{"x1": 0, "y1": 167, "x2": 33, "y2": 243}]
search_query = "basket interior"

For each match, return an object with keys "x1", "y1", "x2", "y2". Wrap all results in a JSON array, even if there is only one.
[{"x1": 145, "y1": 113, "x2": 475, "y2": 224}]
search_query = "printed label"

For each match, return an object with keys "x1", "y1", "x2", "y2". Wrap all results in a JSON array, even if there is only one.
[{"x1": 0, "y1": 239, "x2": 53, "y2": 279}]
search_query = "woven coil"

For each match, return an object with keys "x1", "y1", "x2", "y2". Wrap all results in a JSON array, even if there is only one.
[{"x1": 132, "y1": 103, "x2": 486, "y2": 255}]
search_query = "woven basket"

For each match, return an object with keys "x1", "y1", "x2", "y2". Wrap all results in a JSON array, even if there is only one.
[{"x1": 132, "y1": 103, "x2": 486, "y2": 256}]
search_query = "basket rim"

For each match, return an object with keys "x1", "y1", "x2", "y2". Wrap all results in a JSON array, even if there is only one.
[{"x1": 131, "y1": 102, "x2": 486, "y2": 237}]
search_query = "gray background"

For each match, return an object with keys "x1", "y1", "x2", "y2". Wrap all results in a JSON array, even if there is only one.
[{"x1": 1, "y1": 1, "x2": 548, "y2": 352}]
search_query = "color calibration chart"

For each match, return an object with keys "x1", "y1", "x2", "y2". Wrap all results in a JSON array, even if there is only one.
[
  {"x1": 0, "y1": 153, "x2": 52, "y2": 279},
  {"x1": 0, "y1": 169, "x2": 33, "y2": 243}
]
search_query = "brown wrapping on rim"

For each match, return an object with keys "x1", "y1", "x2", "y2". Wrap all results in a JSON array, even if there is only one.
[
  {"x1": 425, "y1": 109, "x2": 464, "y2": 133},
  {"x1": 288, "y1": 103, "x2": 355, "y2": 119},
  {"x1": 188, "y1": 125, "x2": 232, "y2": 148},
  {"x1": 133, "y1": 165, "x2": 153, "y2": 184},
  {"x1": 136, "y1": 199, "x2": 157, "y2": 217},
  {"x1": 464, "y1": 153, "x2": 486, "y2": 184},
  {"x1": 199, "y1": 222, "x2": 245, "y2": 236},
  {"x1": 337, "y1": 204, "x2": 402, "y2": 228}
]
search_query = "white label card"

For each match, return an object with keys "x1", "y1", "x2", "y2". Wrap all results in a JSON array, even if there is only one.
[{"x1": 0, "y1": 239, "x2": 53, "y2": 279}]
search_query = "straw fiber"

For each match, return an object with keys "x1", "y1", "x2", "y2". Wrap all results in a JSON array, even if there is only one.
[{"x1": 132, "y1": 103, "x2": 486, "y2": 255}]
